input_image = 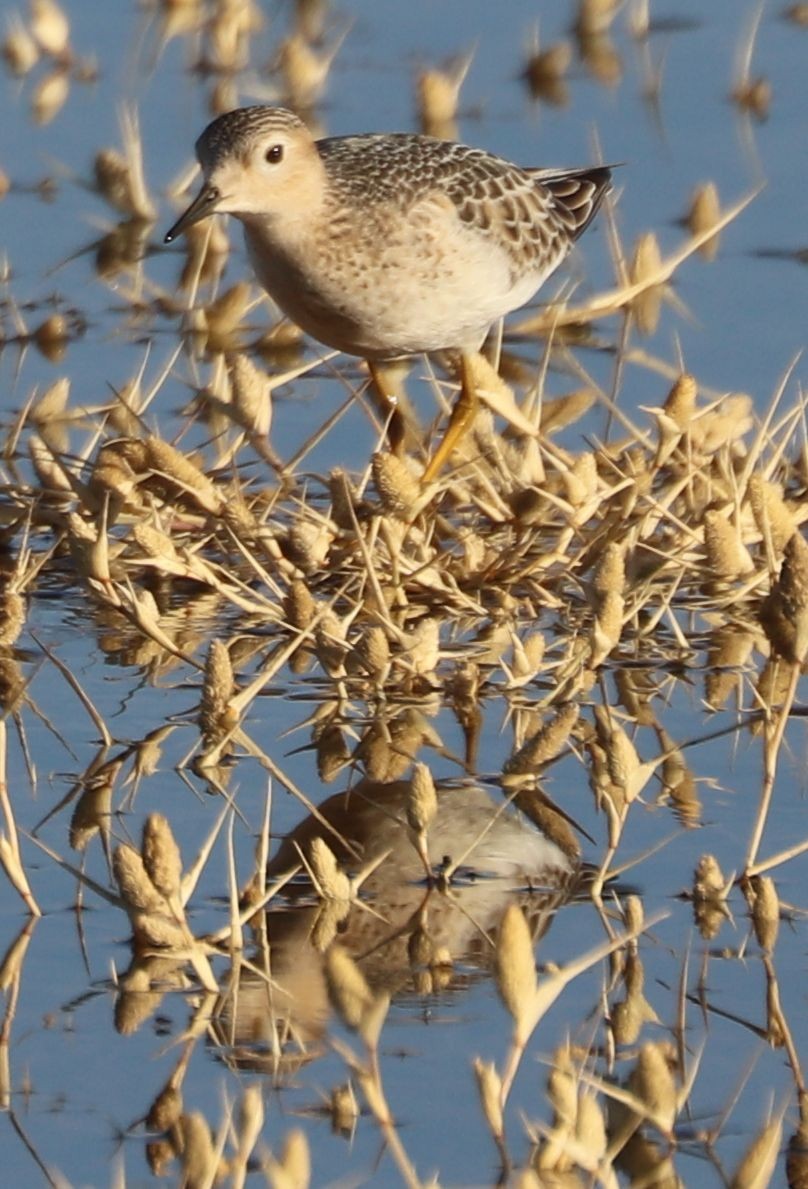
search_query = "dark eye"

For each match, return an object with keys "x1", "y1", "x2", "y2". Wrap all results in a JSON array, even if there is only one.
[{"x1": 265, "y1": 144, "x2": 284, "y2": 164}]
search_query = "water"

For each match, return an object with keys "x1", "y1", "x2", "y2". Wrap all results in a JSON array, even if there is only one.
[{"x1": 1, "y1": 1, "x2": 807, "y2": 1185}]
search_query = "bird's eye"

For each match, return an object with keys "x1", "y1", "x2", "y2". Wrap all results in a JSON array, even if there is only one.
[{"x1": 265, "y1": 144, "x2": 284, "y2": 164}]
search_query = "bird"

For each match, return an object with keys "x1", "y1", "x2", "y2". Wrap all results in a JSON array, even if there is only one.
[
  {"x1": 164, "y1": 106, "x2": 611, "y2": 480},
  {"x1": 230, "y1": 777, "x2": 578, "y2": 1049}
]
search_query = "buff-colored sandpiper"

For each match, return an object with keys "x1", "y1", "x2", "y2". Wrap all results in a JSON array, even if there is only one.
[{"x1": 165, "y1": 106, "x2": 611, "y2": 479}]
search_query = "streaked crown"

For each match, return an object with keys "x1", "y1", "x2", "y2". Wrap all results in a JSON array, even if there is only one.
[{"x1": 195, "y1": 106, "x2": 308, "y2": 171}]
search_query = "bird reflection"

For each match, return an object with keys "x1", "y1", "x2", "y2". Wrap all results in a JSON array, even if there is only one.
[{"x1": 220, "y1": 777, "x2": 580, "y2": 1072}]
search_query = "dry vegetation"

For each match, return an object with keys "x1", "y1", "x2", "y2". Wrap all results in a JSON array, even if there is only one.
[{"x1": 0, "y1": 0, "x2": 807, "y2": 1186}]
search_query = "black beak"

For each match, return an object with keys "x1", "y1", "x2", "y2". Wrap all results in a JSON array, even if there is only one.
[{"x1": 163, "y1": 185, "x2": 221, "y2": 244}]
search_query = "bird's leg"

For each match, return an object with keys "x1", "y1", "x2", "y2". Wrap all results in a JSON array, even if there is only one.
[
  {"x1": 367, "y1": 360, "x2": 419, "y2": 456},
  {"x1": 421, "y1": 350, "x2": 479, "y2": 483}
]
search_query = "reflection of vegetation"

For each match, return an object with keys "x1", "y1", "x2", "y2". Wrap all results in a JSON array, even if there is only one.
[{"x1": 1, "y1": 0, "x2": 808, "y2": 1184}]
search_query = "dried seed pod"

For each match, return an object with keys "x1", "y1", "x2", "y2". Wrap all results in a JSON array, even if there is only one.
[
  {"x1": 0, "y1": 591, "x2": 25, "y2": 648},
  {"x1": 277, "y1": 32, "x2": 333, "y2": 109},
  {"x1": 563, "y1": 450, "x2": 598, "y2": 506},
  {"x1": 2, "y1": 16, "x2": 39, "y2": 74},
  {"x1": 540, "y1": 388, "x2": 595, "y2": 434},
  {"x1": 66, "y1": 512, "x2": 110, "y2": 583},
  {"x1": 693, "y1": 853, "x2": 727, "y2": 901},
  {"x1": 179, "y1": 1113, "x2": 218, "y2": 1188},
  {"x1": 732, "y1": 76, "x2": 772, "y2": 121},
  {"x1": 591, "y1": 590, "x2": 624, "y2": 666},
  {"x1": 146, "y1": 1084, "x2": 183, "y2": 1133},
  {"x1": 522, "y1": 630, "x2": 546, "y2": 671},
  {"x1": 623, "y1": 895, "x2": 644, "y2": 935},
  {"x1": 310, "y1": 897, "x2": 350, "y2": 953},
  {"x1": 786, "y1": 1100, "x2": 808, "y2": 1188},
  {"x1": 330, "y1": 1082, "x2": 359, "y2": 1134},
  {"x1": 308, "y1": 837, "x2": 351, "y2": 901},
  {"x1": 629, "y1": 231, "x2": 663, "y2": 335},
  {"x1": 760, "y1": 532, "x2": 808, "y2": 663},
  {"x1": 144, "y1": 436, "x2": 221, "y2": 514},
  {"x1": 547, "y1": 1044, "x2": 577, "y2": 1129},
  {"x1": 98, "y1": 436, "x2": 148, "y2": 473},
  {"x1": 416, "y1": 51, "x2": 471, "y2": 139},
  {"x1": 0, "y1": 656, "x2": 28, "y2": 717},
  {"x1": 663, "y1": 372, "x2": 697, "y2": 428},
  {"x1": 353, "y1": 624, "x2": 390, "y2": 680},
  {"x1": 30, "y1": 65, "x2": 69, "y2": 123},
  {"x1": 228, "y1": 351, "x2": 272, "y2": 437},
  {"x1": 218, "y1": 492, "x2": 260, "y2": 540},
  {"x1": 705, "y1": 623, "x2": 756, "y2": 710},
  {"x1": 271, "y1": 1128, "x2": 310, "y2": 1189},
  {"x1": 703, "y1": 509, "x2": 754, "y2": 580},
  {"x1": 31, "y1": 375, "x2": 70, "y2": 426},
  {"x1": 503, "y1": 704, "x2": 579, "y2": 781},
  {"x1": 88, "y1": 458, "x2": 139, "y2": 515},
  {"x1": 131, "y1": 522, "x2": 179, "y2": 566},
  {"x1": 358, "y1": 987, "x2": 390, "y2": 1050},
  {"x1": 628, "y1": 1042, "x2": 677, "y2": 1134},
  {"x1": 686, "y1": 181, "x2": 721, "y2": 260},
  {"x1": 115, "y1": 982, "x2": 166, "y2": 1036},
  {"x1": 606, "y1": 721, "x2": 640, "y2": 797},
  {"x1": 285, "y1": 518, "x2": 331, "y2": 574},
  {"x1": 314, "y1": 610, "x2": 348, "y2": 678},
  {"x1": 748, "y1": 475, "x2": 795, "y2": 556},
  {"x1": 315, "y1": 724, "x2": 350, "y2": 783},
  {"x1": 575, "y1": 1090, "x2": 607, "y2": 1165},
  {"x1": 785, "y1": 3, "x2": 808, "y2": 24},
  {"x1": 575, "y1": 0, "x2": 620, "y2": 36},
  {"x1": 200, "y1": 638, "x2": 235, "y2": 743},
  {"x1": 30, "y1": 376, "x2": 70, "y2": 453},
  {"x1": 204, "y1": 281, "x2": 251, "y2": 342},
  {"x1": 495, "y1": 904, "x2": 537, "y2": 1040},
  {"x1": 93, "y1": 149, "x2": 138, "y2": 217},
  {"x1": 765, "y1": 975, "x2": 786, "y2": 1048},
  {"x1": 407, "y1": 762, "x2": 437, "y2": 836},
  {"x1": 206, "y1": 0, "x2": 255, "y2": 72},
  {"x1": 511, "y1": 1170, "x2": 542, "y2": 1189},
  {"x1": 593, "y1": 542, "x2": 625, "y2": 599},
  {"x1": 87, "y1": 444, "x2": 133, "y2": 504},
  {"x1": 33, "y1": 313, "x2": 70, "y2": 361},
  {"x1": 131, "y1": 908, "x2": 187, "y2": 951},
  {"x1": 141, "y1": 814, "x2": 183, "y2": 902},
  {"x1": 113, "y1": 843, "x2": 164, "y2": 914},
  {"x1": 473, "y1": 1058, "x2": 504, "y2": 1142},
  {"x1": 324, "y1": 944, "x2": 373, "y2": 1030},
  {"x1": 284, "y1": 578, "x2": 316, "y2": 630},
  {"x1": 729, "y1": 1117, "x2": 781, "y2": 1189},
  {"x1": 30, "y1": 0, "x2": 70, "y2": 58},
  {"x1": 611, "y1": 955, "x2": 658, "y2": 1045},
  {"x1": 401, "y1": 616, "x2": 440, "y2": 676},
  {"x1": 507, "y1": 630, "x2": 545, "y2": 686},
  {"x1": 144, "y1": 1136, "x2": 175, "y2": 1176},
  {"x1": 407, "y1": 916, "x2": 434, "y2": 969},
  {"x1": 177, "y1": 214, "x2": 230, "y2": 289},
  {"x1": 693, "y1": 393, "x2": 753, "y2": 454},
  {"x1": 327, "y1": 467, "x2": 359, "y2": 532},
  {"x1": 69, "y1": 769, "x2": 115, "y2": 852},
  {"x1": 523, "y1": 39, "x2": 572, "y2": 104},
  {"x1": 746, "y1": 874, "x2": 779, "y2": 953},
  {"x1": 510, "y1": 788, "x2": 580, "y2": 862},
  {"x1": 372, "y1": 451, "x2": 421, "y2": 519},
  {"x1": 753, "y1": 657, "x2": 796, "y2": 727}
]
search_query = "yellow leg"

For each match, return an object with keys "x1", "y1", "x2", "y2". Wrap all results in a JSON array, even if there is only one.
[
  {"x1": 421, "y1": 352, "x2": 479, "y2": 483},
  {"x1": 368, "y1": 361, "x2": 418, "y2": 456}
]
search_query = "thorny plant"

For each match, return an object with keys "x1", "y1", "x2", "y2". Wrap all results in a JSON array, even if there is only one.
[{"x1": 0, "y1": 0, "x2": 807, "y2": 1185}]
